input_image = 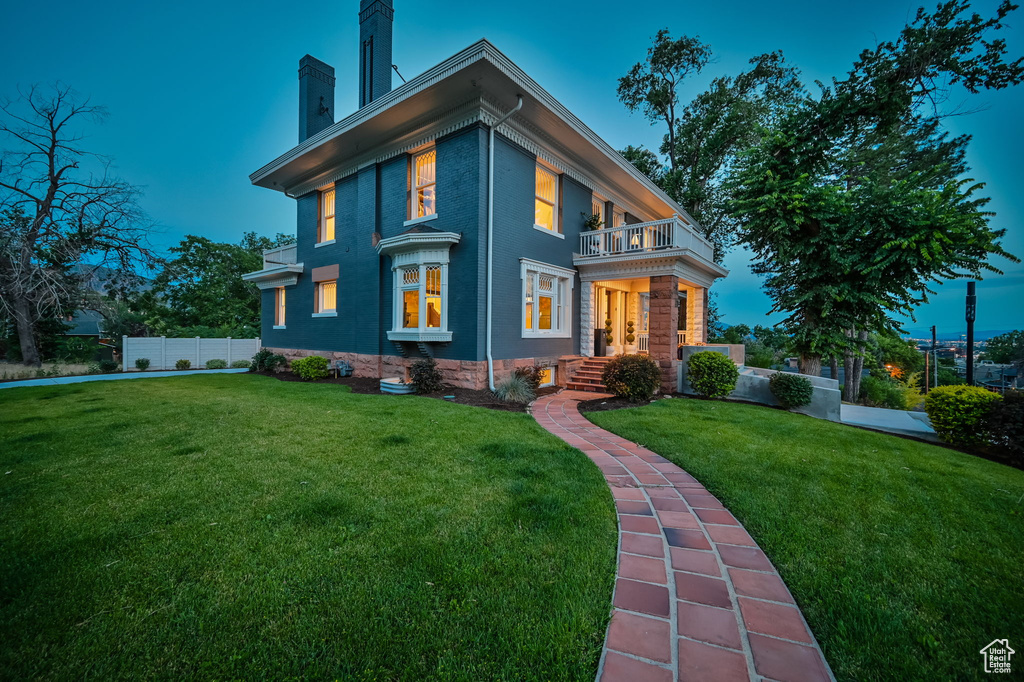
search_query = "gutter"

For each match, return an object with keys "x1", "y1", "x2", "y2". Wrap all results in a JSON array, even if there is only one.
[{"x1": 486, "y1": 95, "x2": 523, "y2": 391}]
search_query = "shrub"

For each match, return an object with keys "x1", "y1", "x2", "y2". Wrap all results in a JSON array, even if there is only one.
[
  {"x1": 744, "y1": 340, "x2": 775, "y2": 369},
  {"x1": 492, "y1": 374, "x2": 535, "y2": 404},
  {"x1": 249, "y1": 348, "x2": 286, "y2": 372},
  {"x1": 513, "y1": 365, "x2": 544, "y2": 391},
  {"x1": 924, "y1": 385, "x2": 1001, "y2": 447},
  {"x1": 292, "y1": 356, "x2": 329, "y2": 381},
  {"x1": 987, "y1": 390, "x2": 1023, "y2": 465},
  {"x1": 769, "y1": 372, "x2": 813, "y2": 409},
  {"x1": 135, "y1": 357, "x2": 151, "y2": 371},
  {"x1": 206, "y1": 359, "x2": 228, "y2": 369},
  {"x1": 602, "y1": 354, "x2": 661, "y2": 402},
  {"x1": 231, "y1": 360, "x2": 250, "y2": 369},
  {"x1": 175, "y1": 359, "x2": 191, "y2": 370},
  {"x1": 56, "y1": 337, "x2": 95, "y2": 363},
  {"x1": 687, "y1": 351, "x2": 738, "y2": 399},
  {"x1": 86, "y1": 362, "x2": 102, "y2": 375},
  {"x1": 99, "y1": 360, "x2": 119, "y2": 373},
  {"x1": 860, "y1": 375, "x2": 905, "y2": 410},
  {"x1": 409, "y1": 357, "x2": 444, "y2": 394}
]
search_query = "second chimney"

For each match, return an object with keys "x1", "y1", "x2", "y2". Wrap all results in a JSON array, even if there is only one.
[
  {"x1": 358, "y1": 0, "x2": 394, "y2": 107},
  {"x1": 298, "y1": 55, "x2": 336, "y2": 143}
]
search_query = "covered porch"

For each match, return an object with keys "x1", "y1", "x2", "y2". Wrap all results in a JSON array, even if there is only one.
[{"x1": 573, "y1": 215, "x2": 727, "y2": 392}]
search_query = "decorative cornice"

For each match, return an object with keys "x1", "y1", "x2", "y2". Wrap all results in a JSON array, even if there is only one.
[
  {"x1": 241, "y1": 263, "x2": 304, "y2": 288},
  {"x1": 359, "y1": 0, "x2": 394, "y2": 22},
  {"x1": 298, "y1": 65, "x2": 336, "y2": 86},
  {"x1": 375, "y1": 231, "x2": 462, "y2": 257},
  {"x1": 572, "y1": 251, "x2": 721, "y2": 289}
]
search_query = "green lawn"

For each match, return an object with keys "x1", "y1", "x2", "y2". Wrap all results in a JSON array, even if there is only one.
[
  {"x1": 589, "y1": 399, "x2": 1024, "y2": 681},
  {"x1": 0, "y1": 375, "x2": 616, "y2": 681}
]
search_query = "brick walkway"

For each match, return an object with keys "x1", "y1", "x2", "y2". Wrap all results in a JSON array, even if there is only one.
[{"x1": 531, "y1": 391, "x2": 834, "y2": 682}]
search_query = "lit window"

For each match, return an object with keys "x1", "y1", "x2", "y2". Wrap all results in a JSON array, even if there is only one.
[
  {"x1": 639, "y1": 293, "x2": 650, "y2": 332},
  {"x1": 521, "y1": 259, "x2": 574, "y2": 338},
  {"x1": 316, "y1": 281, "x2": 337, "y2": 314},
  {"x1": 412, "y1": 149, "x2": 436, "y2": 218},
  {"x1": 396, "y1": 263, "x2": 448, "y2": 335},
  {"x1": 592, "y1": 195, "x2": 606, "y2": 228},
  {"x1": 535, "y1": 165, "x2": 558, "y2": 232},
  {"x1": 320, "y1": 189, "x2": 336, "y2": 242},
  {"x1": 538, "y1": 367, "x2": 554, "y2": 387},
  {"x1": 275, "y1": 287, "x2": 286, "y2": 327}
]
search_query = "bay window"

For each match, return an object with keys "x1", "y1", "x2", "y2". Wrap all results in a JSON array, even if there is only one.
[
  {"x1": 319, "y1": 188, "x2": 336, "y2": 244},
  {"x1": 534, "y1": 165, "x2": 559, "y2": 234},
  {"x1": 376, "y1": 229, "x2": 461, "y2": 343},
  {"x1": 521, "y1": 258, "x2": 574, "y2": 338}
]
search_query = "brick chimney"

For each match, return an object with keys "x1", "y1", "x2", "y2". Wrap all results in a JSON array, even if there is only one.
[
  {"x1": 298, "y1": 55, "x2": 336, "y2": 143},
  {"x1": 358, "y1": 0, "x2": 394, "y2": 107}
]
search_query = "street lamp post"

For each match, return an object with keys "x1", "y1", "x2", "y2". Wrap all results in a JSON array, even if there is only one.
[{"x1": 966, "y1": 282, "x2": 976, "y2": 386}]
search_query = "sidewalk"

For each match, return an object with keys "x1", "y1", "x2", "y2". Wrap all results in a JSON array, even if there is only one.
[
  {"x1": 840, "y1": 404, "x2": 938, "y2": 441},
  {"x1": 0, "y1": 368, "x2": 248, "y2": 391}
]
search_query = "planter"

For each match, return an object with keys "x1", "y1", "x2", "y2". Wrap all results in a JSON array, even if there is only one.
[
  {"x1": 380, "y1": 377, "x2": 415, "y2": 395},
  {"x1": 624, "y1": 344, "x2": 637, "y2": 355},
  {"x1": 606, "y1": 348, "x2": 618, "y2": 357}
]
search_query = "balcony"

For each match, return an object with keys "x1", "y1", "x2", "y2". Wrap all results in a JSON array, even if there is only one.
[
  {"x1": 241, "y1": 244, "x2": 303, "y2": 290},
  {"x1": 577, "y1": 216, "x2": 715, "y2": 262},
  {"x1": 261, "y1": 244, "x2": 297, "y2": 268}
]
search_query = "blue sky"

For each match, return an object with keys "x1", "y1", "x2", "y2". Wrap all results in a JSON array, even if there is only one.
[{"x1": 2, "y1": 0, "x2": 1021, "y2": 334}]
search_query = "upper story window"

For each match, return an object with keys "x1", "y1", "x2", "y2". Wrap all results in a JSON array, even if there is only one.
[
  {"x1": 591, "y1": 195, "x2": 606, "y2": 228},
  {"x1": 535, "y1": 165, "x2": 559, "y2": 233},
  {"x1": 319, "y1": 188, "x2": 336, "y2": 243},
  {"x1": 521, "y1": 258, "x2": 574, "y2": 338},
  {"x1": 612, "y1": 208, "x2": 625, "y2": 228},
  {"x1": 412, "y1": 149, "x2": 437, "y2": 219},
  {"x1": 275, "y1": 287, "x2": 286, "y2": 328},
  {"x1": 315, "y1": 280, "x2": 337, "y2": 316}
]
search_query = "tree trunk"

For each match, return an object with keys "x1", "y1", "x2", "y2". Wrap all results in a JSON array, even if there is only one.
[
  {"x1": 829, "y1": 356, "x2": 839, "y2": 382},
  {"x1": 850, "y1": 330, "x2": 868, "y2": 400},
  {"x1": 843, "y1": 348, "x2": 857, "y2": 402},
  {"x1": 12, "y1": 296, "x2": 41, "y2": 367},
  {"x1": 799, "y1": 353, "x2": 822, "y2": 377}
]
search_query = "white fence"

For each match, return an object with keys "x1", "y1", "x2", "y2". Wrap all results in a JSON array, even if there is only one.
[
  {"x1": 635, "y1": 331, "x2": 688, "y2": 353},
  {"x1": 122, "y1": 336, "x2": 262, "y2": 371}
]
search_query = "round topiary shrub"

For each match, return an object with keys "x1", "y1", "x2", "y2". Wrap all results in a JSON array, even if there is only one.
[
  {"x1": 769, "y1": 371, "x2": 813, "y2": 409},
  {"x1": 687, "y1": 351, "x2": 738, "y2": 399},
  {"x1": 602, "y1": 354, "x2": 661, "y2": 402},
  {"x1": 292, "y1": 355, "x2": 329, "y2": 381},
  {"x1": 410, "y1": 357, "x2": 444, "y2": 394},
  {"x1": 205, "y1": 358, "x2": 228, "y2": 369},
  {"x1": 175, "y1": 359, "x2": 191, "y2": 370},
  {"x1": 924, "y1": 385, "x2": 1001, "y2": 447},
  {"x1": 135, "y1": 357, "x2": 151, "y2": 371}
]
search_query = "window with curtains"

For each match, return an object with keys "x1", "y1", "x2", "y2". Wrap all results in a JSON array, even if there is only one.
[
  {"x1": 315, "y1": 281, "x2": 337, "y2": 315},
  {"x1": 521, "y1": 259, "x2": 574, "y2": 338},
  {"x1": 319, "y1": 188, "x2": 336, "y2": 243},
  {"x1": 274, "y1": 287, "x2": 286, "y2": 328},
  {"x1": 534, "y1": 165, "x2": 559, "y2": 233},
  {"x1": 411, "y1": 149, "x2": 437, "y2": 219}
]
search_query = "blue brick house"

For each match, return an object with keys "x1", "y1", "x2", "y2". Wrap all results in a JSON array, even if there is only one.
[{"x1": 243, "y1": 0, "x2": 727, "y2": 391}]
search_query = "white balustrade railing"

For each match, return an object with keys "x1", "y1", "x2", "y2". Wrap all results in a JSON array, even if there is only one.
[
  {"x1": 634, "y1": 331, "x2": 687, "y2": 354},
  {"x1": 263, "y1": 244, "x2": 297, "y2": 268},
  {"x1": 578, "y1": 216, "x2": 714, "y2": 261}
]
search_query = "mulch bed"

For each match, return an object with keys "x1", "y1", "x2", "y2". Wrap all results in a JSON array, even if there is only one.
[{"x1": 257, "y1": 371, "x2": 559, "y2": 412}]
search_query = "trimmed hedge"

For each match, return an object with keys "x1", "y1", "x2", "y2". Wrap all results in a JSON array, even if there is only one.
[
  {"x1": 602, "y1": 354, "x2": 661, "y2": 402},
  {"x1": 175, "y1": 359, "x2": 191, "y2": 370},
  {"x1": 686, "y1": 351, "x2": 738, "y2": 399},
  {"x1": 986, "y1": 390, "x2": 1023, "y2": 465},
  {"x1": 135, "y1": 357, "x2": 151, "y2": 371},
  {"x1": 924, "y1": 385, "x2": 1000, "y2": 447},
  {"x1": 769, "y1": 372, "x2": 813, "y2": 409},
  {"x1": 205, "y1": 359, "x2": 228, "y2": 370}
]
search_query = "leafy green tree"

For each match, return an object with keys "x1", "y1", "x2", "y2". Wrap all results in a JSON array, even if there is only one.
[
  {"x1": 985, "y1": 330, "x2": 1024, "y2": 365},
  {"x1": 619, "y1": 36, "x2": 803, "y2": 260},
  {"x1": 730, "y1": 1, "x2": 1022, "y2": 385},
  {"x1": 147, "y1": 232, "x2": 293, "y2": 336}
]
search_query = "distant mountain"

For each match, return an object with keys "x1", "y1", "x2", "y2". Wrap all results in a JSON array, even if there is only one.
[{"x1": 901, "y1": 329, "x2": 1014, "y2": 341}]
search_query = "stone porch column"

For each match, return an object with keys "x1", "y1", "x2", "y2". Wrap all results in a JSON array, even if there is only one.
[
  {"x1": 685, "y1": 286, "x2": 708, "y2": 344},
  {"x1": 649, "y1": 275, "x2": 680, "y2": 393},
  {"x1": 580, "y1": 281, "x2": 595, "y2": 357}
]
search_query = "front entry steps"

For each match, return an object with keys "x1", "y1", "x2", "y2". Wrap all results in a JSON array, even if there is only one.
[{"x1": 566, "y1": 356, "x2": 613, "y2": 392}]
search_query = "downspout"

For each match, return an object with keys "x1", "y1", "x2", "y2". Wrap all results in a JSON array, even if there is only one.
[{"x1": 486, "y1": 95, "x2": 523, "y2": 391}]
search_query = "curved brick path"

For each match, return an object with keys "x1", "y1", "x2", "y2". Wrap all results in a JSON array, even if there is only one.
[{"x1": 532, "y1": 391, "x2": 834, "y2": 682}]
